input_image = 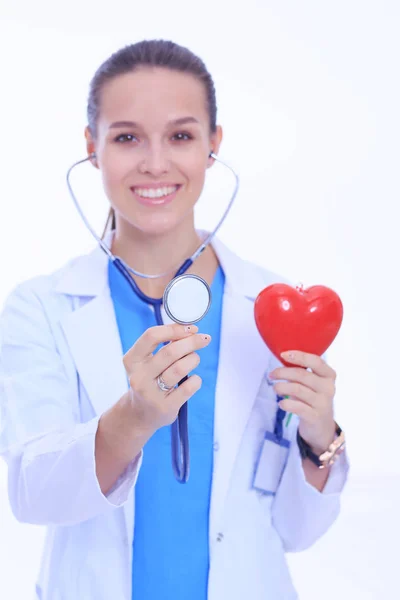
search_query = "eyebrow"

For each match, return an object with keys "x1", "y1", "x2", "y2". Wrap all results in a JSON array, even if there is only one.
[{"x1": 109, "y1": 117, "x2": 200, "y2": 129}]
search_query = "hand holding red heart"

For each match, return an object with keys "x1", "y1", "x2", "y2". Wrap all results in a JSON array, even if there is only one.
[
  {"x1": 269, "y1": 350, "x2": 337, "y2": 454},
  {"x1": 254, "y1": 283, "x2": 343, "y2": 455}
]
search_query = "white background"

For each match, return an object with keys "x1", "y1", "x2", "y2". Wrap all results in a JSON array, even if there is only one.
[{"x1": 0, "y1": 1, "x2": 399, "y2": 598}]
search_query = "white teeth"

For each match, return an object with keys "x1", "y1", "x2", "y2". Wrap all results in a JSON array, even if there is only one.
[{"x1": 134, "y1": 186, "x2": 178, "y2": 199}]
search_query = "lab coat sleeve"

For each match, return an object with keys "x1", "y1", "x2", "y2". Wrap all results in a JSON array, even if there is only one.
[
  {"x1": 271, "y1": 413, "x2": 349, "y2": 552},
  {"x1": 0, "y1": 282, "x2": 142, "y2": 526}
]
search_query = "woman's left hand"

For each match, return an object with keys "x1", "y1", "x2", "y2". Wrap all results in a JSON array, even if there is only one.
[{"x1": 269, "y1": 350, "x2": 337, "y2": 454}]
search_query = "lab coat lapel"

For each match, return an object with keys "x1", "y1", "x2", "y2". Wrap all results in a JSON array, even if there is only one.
[
  {"x1": 57, "y1": 245, "x2": 134, "y2": 541},
  {"x1": 56, "y1": 240, "x2": 129, "y2": 418},
  {"x1": 59, "y1": 289, "x2": 128, "y2": 418},
  {"x1": 209, "y1": 239, "x2": 271, "y2": 542}
]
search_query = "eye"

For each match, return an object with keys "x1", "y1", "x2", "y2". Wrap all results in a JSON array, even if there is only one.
[
  {"x1": 172, "y1": 132, "x2": 193, "y2": 142},
  {"x1": 114, "y1": 133, "x2": 138, "y2": 143}
]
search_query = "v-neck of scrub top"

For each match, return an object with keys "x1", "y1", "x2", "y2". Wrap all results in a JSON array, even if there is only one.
[{"x1": 108, "y1": 262, "x2": 225, "y2": 600}]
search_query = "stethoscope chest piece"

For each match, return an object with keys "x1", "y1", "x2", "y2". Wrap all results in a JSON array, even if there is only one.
[{"x1": 163, "y1": 274, "x2": 212, "y2": 325}]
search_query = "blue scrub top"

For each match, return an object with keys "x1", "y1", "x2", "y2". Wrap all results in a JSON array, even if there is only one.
[{"x1": 108, "y1": 262, "x2": 225, "y2": 600}]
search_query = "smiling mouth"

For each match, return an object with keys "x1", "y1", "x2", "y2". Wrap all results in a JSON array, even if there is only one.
[{"x1": 132, "y1": 185, "x2": 180, "y2": 199}]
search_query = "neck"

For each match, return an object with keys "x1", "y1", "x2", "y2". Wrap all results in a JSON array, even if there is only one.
[{"x1": 111, "y1": 216, "x2": 219, "y2": 298}]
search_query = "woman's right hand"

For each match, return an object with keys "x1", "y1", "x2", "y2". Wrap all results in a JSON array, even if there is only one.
[{"x1": 122, "y1": 323, "x2": 211, "y2": 435}]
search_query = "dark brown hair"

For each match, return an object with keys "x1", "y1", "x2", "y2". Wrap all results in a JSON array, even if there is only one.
[{"x1": 86, "y1": 39, "x2": 218, "y2": 237}]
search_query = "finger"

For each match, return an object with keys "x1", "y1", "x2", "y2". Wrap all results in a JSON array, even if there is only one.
[
  {"x1": 274, "y1": 381, "x2": 317, "y2": 408},
  {"x1": 278, "y1": 397, "x2": 317, "y2": 422},
  {"x1": 158, "y1": 352, "x2": 201, "y2": 389},
  {"x1": 123, "y1": 324, "x2": 199, "y2": 366},
  {"x1": 270, "y1": 367, "x2": 327, "y2": 394},
  {"x1": 280, "y1": 351, "x2": 336, "y2": 379},
  {"x1": 149, "y1": 333, "x2": 211, "y2": 378},
  {"x1": 168, "y1": 374, "x2": 203, "y2": 412}
]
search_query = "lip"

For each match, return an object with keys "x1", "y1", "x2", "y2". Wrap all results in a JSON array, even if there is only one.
[
  {"x1": 131, "y1": 182, "x2": 181, "y2": 189},
  {"x1": 130, "y1": 184, "x2": 182, "y2": 206}
]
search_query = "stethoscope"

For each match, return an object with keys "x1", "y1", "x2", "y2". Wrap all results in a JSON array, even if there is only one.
[{"x1": 66, "y1": 151, "x2": 239, "y2": 483}]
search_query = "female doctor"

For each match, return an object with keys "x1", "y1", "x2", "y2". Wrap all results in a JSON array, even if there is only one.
[{"x1": 0, "y1": 40, "x2": 349, "y2": 600}]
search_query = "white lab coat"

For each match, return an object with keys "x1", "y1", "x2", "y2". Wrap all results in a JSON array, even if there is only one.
[{"x1": 0, "y1": 233, "x2": 349, "y2": 600}]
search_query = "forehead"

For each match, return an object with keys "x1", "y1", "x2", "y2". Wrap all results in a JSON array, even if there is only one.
[{"x1": 98, "y1": 67, "x2": 209, "y2": 127}]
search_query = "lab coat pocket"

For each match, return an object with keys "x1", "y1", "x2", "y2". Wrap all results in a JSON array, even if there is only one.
[{"x1": 252, "y1": 432, "x2": 291, "y2": 496}]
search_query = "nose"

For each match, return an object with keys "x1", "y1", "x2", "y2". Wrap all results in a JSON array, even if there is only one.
[{"x1": 138, "y1": 142, "x2": 170, "y2": 177}]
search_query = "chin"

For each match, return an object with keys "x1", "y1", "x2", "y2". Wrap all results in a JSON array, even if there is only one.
[{"x1": 123, "y1": 211, "x2": 188, "y2": 237}]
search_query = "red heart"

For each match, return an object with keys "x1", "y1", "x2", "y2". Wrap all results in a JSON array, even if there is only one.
[{"x1": 254, "y1": 283, "x2": 343, "y2": 367}]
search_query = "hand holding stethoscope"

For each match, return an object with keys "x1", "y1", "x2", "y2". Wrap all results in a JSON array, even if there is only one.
[{"x1": 122, "y1": 322, "x2": 210, "y2": 444}]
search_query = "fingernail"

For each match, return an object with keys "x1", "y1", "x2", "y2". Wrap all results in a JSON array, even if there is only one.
[
  {"x1": 281, "y1": 351, "x2": 295, "y2": 360},
  {"x1": 202, "y1": 334, "x2": 211, "y2": 341},
  {"x1": 184, "y1": 325, "x2": 198, "y2": 333}
]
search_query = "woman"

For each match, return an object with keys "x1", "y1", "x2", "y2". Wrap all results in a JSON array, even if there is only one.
[{"x1": 0, "y1": 40, "x2": 348, "y2": 600}]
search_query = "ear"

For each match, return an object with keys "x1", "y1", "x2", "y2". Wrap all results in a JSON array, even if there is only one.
[
  {"x1": 207, "y1": 125, "x2": 223, "y2": 168},
  {"x1": 84, "y1": 126, "x2": 98, "y2": 168}
]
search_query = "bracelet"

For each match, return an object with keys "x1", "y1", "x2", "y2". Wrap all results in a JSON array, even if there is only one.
[{"x1": 297, "y1": 423, "x2": 346, "y2": 469}]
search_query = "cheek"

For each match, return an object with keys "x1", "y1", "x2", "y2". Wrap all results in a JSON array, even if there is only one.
[
  {"x1": 99, "y1": 148, "x2": 132, "y2": 192},
  {"x1": 184, "y1": 153, "x2": 208, "y2": 190}
]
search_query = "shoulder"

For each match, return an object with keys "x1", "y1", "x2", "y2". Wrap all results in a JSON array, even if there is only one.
[
  {"x1": 213, "y1": 236, "x2": 292, "y2": 300},
  {"x1": 241, "y1": 255, "x2": 291, "y2": 289},
  {"x1": 1, "y1": 253, "x2": 91, "y2": 319}
]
